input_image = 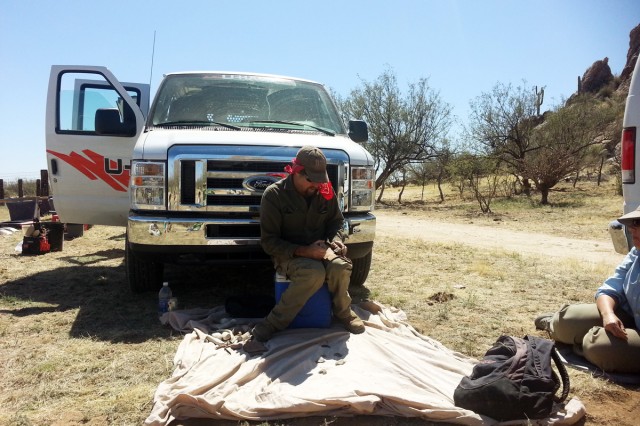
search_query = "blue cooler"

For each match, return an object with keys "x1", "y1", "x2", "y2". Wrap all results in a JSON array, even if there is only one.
[{"x1": 274, "y1": 272, "x2": 332, "y2": 328}]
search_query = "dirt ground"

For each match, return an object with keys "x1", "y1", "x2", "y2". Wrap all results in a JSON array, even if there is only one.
[
  {"x1": 1, "y1": 206, "x2": 640, "y2": 425},
  {"x1": 375, "y1": 208, "x2": 639, "y2": 425},
  {"x1": 374, "y1": 209, "x2": 625, "y2": 265}
]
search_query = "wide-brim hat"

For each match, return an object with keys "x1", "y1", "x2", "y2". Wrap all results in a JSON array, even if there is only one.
[
  {"x1": 618, "y1": 206, "x2": 640, "y2": 226},
  {"x1": 296, "y1": 146, "x2": 329, "y2": 183}
]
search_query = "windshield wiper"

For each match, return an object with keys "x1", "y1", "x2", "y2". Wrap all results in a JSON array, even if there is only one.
[
  {"x1": 156, "y1": 120, "x2": 241, "y2": 130},
  {"x1": 248, "y1": 120, "x2": 335, "y2": 136}
]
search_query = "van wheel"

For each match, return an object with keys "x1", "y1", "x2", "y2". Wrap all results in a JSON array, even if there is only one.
[
  {"x1": 349, "y1": 251, "x2": 372, "y2": 287},
  {"x1": 125, "y1": 237, "x2": 164, "y2": 293}
]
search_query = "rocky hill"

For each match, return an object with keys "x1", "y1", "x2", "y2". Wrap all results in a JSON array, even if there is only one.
[
  {"x1": 620, "y1": 24, "x2": 640, "y2": 86},
  {"x1": 556, "y1": 23, "x2": 639, "y2": 169},
  {"x1": 576, "y1": 23, "x2": 639, "y2": 98}
]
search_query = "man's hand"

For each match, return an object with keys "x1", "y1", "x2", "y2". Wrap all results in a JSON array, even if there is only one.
[
  {"x1": 328, "y1": 240, "x2": 348, "y2": 257},
  {"x1": 602, "y1": 312, "x2": 628, "y2": 340},
  {"x1": 597, "y1": 294, "x2": 628, "y2": 340},
  {"x1": 294, "y1": 240, "x2": 348, "y2": 261},
  {"x1": 295, "y1": 240, "x2": 330, "y2": 260}
]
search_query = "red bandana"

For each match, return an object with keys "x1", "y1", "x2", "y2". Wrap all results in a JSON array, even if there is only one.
[{"x1": 284, "y1": 158, "x2": 334, "y2": 200}]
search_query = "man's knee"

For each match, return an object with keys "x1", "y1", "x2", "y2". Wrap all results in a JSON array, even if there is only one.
[
  {"x1": 326, "y1": 258, "x2": 352, "y2": 277},
  {"x1": 551, "y1": 303, "x2": 601, "y2": 344},
  {"x1": 287, "y1": 258, "x2": 326, "y2": 289},
  {"x1": 583, "y1": 326, "x2": 640, "y2": 373}
]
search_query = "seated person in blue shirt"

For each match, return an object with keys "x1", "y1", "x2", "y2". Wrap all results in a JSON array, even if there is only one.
[{"x1": 534, "y1": 207, "x2": 640, "y2": 373}]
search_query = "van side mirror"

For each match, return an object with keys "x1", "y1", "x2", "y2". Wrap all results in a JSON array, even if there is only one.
[
  {"x1": 348, "y1": 120, "x2": 368, "y2": 143},
  {"x1": 609, "y1": 220, "x2": 632, "y2": 255},
  {"x1": 95, "y1": 108, "x2": 136, "y2": 136}
]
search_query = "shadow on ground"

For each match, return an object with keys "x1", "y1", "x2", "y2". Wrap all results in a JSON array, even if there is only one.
[
  {"x1": 0, "y1": 246, "x2": 280, "y2": 343},
  {"x1": 1, "y1": 236, "x2": 373, "y2": 345}
]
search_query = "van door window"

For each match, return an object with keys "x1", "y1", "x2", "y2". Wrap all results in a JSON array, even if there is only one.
[{"x1": 57, "y1": 72, "x2": 141, "y2": 133}]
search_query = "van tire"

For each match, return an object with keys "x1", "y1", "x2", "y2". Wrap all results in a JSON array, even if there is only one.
[
  {"x1": 349, "y1": 251, "x2": 372, "y2": 287},
  {"x1": 125, "y1": 236, "x2": 164, "y2": 293}
]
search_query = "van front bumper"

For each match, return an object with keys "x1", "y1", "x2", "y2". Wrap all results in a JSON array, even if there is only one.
[{"x1": 127, "y1": 212, "x2": 375, "y2": 253}]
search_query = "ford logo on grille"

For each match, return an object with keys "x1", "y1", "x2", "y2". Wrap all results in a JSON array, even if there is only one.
[{"x1": 243, "y1": 175, "x2": 281, "y2": 191}]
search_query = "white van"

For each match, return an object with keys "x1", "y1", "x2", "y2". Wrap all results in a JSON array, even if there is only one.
[
  {"x1": 610, "y1": 57, "x2": 640, "y2": 253},
  {"x1": 46, "y1": 66, "x2": 376, "y2": 292}
]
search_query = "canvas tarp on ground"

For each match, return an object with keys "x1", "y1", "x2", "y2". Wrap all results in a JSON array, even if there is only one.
[{"x1": 145, "y1": 302, "x2": 585, "y2": 426}]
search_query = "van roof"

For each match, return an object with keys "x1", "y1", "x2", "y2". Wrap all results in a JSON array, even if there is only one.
[{"x1": 162, "y1": 71, "x2": 320, "y2": 85}]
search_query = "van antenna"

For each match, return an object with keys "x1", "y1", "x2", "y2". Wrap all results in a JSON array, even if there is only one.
[{"x1": 149, "y1": 30, "x2": 157, "y2": 87}]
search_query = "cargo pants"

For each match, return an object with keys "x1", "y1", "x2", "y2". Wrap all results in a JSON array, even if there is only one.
[
  {"x1": 266, "y1": 256, "x2": 353, "y2": 330},
  {"x1": 549, "y1": 303, "x2": 640, "y2": 373}
]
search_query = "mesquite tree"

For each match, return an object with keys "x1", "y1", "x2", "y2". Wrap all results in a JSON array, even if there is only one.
[
  {"x1": 337, "y1": 68, "x2": 452, "y2": 200},
  {"x1": 467, "y1": 81, "x2": 543, "y2": 195},
  {"x1": 524, "y1": 95, "x2": 617, "y2": 204}
]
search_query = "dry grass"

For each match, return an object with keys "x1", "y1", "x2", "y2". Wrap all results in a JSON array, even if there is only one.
[
  {"x1": 0, "y1": 227, "x2": 179, "y2": 425},
  {"x1": 380, "y1": 177, "x2": 623, "y2": 241},
  {"x1": 1, "y1": 178, "x2": 639, "y2": 425},
  {"x1": 362, "y1": 235, "x2": 610, "y2": 354}
]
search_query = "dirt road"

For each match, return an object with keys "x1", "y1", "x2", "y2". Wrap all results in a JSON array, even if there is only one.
[{"x1": 374, "y1": 209, "x2": 625, "y2": 267}]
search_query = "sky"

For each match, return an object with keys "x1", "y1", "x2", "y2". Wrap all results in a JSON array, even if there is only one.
[{"x1": 1, "y1": 0, "x2": 639, "y2": 181}]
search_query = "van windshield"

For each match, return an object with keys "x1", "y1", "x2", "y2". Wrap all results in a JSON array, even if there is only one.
[{"x1": 149, "y1": 73, "x2": 346, "y2": 134}]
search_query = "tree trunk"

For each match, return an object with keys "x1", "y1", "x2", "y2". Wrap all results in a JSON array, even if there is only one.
[
  {"x1": 437, "y1": 179, "x2": 444, "y2": 202},
  {"x1": 376, "y1": 183, "x2": 386, "y2": 203},
  {"x1": 597, "y1": 157, "x2": 605, "y2": 186},
  {"x1": 437, "y1": 169, "x2": 445, "y2": 202},
  {"x1": 375, "y1": 168, "x2": 392, "y2": 191},
  {"x1": 540, "y1": 187, "x2": 550, "y2": 205},
  {"x1": 398, "y1": 182, "x2": 406, "y2": 204}
]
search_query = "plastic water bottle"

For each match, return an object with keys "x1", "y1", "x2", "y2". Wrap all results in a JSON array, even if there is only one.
[{"x1": 158, "y1": 282, "x2": 172, "y2": 317}]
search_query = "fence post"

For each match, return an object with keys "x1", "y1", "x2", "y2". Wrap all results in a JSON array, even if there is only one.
[
  {"x1": 40, "y1": 169, "x2": 49, "y2": 196},
  {"x1": 18, "y1": 179, "x2": 24, "y2": 198},
  {"x1": 36, "y1": 179, "x2": 41, "y2": 196},
  {"x1": 0, "y1": 179, "x2": 4, "y2": 204}
]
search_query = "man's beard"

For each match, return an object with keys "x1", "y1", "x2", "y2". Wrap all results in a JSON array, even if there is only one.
[{"x1": 304, "y1": 187, "x2": 318, "y2": 197}]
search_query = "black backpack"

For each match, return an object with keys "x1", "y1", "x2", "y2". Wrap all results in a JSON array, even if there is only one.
[{"x1": 453, "y1": 335, "x2": 570, "y2": 421}]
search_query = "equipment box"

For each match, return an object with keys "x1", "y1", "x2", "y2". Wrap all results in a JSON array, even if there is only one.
[
  {"x1": 275, "y1": 273, "x2": 332, "y2": 329},
  {"x1": 42, "y1": 221, "x2": 65, "y2": 252}
]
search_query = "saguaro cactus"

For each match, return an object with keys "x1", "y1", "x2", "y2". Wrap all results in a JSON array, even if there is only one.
[{"x1": 534, "y1": 85, "x2": 545, "y2": 116}]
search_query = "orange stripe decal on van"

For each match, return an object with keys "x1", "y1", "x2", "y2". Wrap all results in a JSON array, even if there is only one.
[{"x1": 47, "y1": 149, "x2": 130, "y2": 192}]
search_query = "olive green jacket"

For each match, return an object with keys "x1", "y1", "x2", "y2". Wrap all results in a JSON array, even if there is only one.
[{"x1": 260, "y1": 175, "x2": 345, "y2": 264}]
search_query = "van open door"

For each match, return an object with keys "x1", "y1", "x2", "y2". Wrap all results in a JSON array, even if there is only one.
[{"x1": 46, "y1": 66, "x2": 150, "y2": 226}]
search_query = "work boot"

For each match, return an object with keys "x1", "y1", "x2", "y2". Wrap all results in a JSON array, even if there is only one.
[
  {"x1": 337, "y1": 311, "x2": 365, "y2": 334},
  {"x1": 534, "y1": 312, "x2": 554, "y2": 332},
  {"x1": 252, "y1": 320, "x2": 278, "y2": 342}
]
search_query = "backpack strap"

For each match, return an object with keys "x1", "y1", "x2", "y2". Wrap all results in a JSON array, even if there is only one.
[{"x1": 551, "y1": 346, "x2": 571, "y2": 403}]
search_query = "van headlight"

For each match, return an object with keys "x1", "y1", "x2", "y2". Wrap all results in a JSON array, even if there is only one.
[
  {"x1": 130, "y1": 161, "x2": 165, "y2": 210},
  {"x1": 350, "y1": 166, "x2": 375, "y2": 211}
]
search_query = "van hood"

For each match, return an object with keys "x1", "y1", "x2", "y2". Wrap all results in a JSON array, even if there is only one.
[{"x1": 134, "y1": 128, "x2": 373, "y2": 165}]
